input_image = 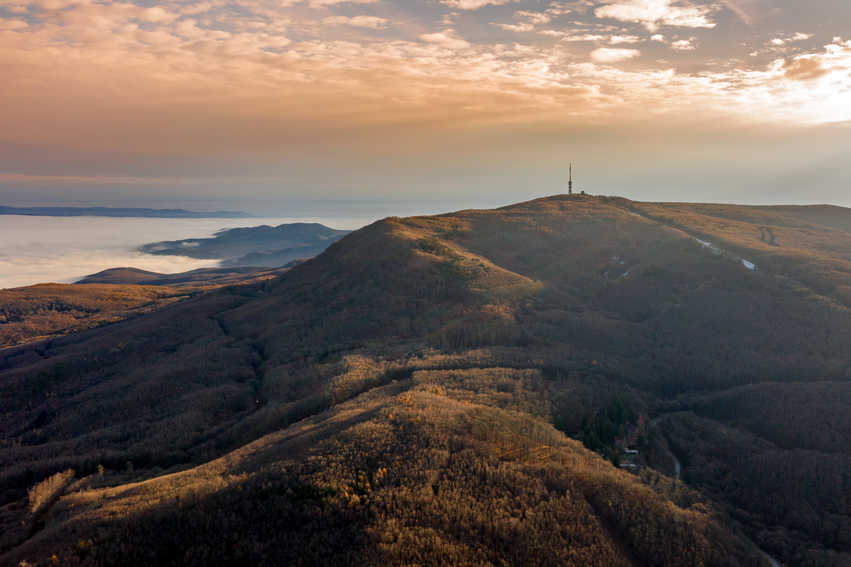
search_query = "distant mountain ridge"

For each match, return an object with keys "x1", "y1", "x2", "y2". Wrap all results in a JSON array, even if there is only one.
[
  {"x1": 0, "y1": 206, "x2": 253, "y2": 218},
  {"x1": 77, "y1": 266, "x2": 292, "y2": 286},
  {"x1": 140, "y1": 222, "x2": 351, "y2": 267}
]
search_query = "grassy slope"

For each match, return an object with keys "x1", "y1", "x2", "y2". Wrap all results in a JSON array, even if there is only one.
[{"x1": 1, "y1": 196, "x2": 849, "y2": 566}]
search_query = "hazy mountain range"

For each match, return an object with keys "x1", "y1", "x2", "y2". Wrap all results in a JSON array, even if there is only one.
[
  {"x1": 139, "y1": 222, "x2": 351, "y2": 267},
  {"x1": 0, "y1": 195, "x2": 849, "y2": 567}
]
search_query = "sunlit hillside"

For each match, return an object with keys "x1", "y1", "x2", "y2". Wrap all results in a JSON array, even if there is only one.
[{"x1": 0, "y1": 268, "x2": 287, "y2": 350}]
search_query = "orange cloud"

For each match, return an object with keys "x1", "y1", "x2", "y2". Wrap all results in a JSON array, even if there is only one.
[{"x1": 1, "y1": 0, "x2": 850, "y2": 170}]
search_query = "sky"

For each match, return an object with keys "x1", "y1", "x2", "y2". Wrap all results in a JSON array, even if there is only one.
[{"x1": 1, "y1": 0, "x2": 850, "y2": 212}]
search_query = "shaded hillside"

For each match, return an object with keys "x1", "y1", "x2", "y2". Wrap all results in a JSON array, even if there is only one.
[
  {"x1": 1, "y1": 195, "x2": 849, "y2": 566},
  {"x1": 140, "y1": 222, "x2": 350, "y2": 267}
]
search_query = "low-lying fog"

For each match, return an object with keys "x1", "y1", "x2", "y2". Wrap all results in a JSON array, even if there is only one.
[{"x1": 0, "y1": 215, "x2": 371, "y2": 289}]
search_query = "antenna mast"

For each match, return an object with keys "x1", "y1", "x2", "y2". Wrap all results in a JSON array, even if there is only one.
[{"x1": 569, "y1": 163, "x2": 573, "y2": 195}]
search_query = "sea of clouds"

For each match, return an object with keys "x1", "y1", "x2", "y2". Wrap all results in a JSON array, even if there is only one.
[{"x1": 0, "y1": 215, "x2": 368, "y2": 289}]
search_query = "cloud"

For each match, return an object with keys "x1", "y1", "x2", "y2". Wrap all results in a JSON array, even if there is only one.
[
  {"x1": 547, "y1": 32, "x2": 642, "y2": 44},
  {"x1": 440, "y1": 0, "x2": 512, "y2": 10},
  {"x1": 590, "y1": 47, "x2": 641, "y2": 63},
  {"x1": 539, "y1": 30, "x2": 588, "y2": 40},
  {"x1": 670, "y1": 37, "x2": 696, "y2": 50},
  {"x1": 494, "y1": 22, "x2": 534, "y2": 32},
  {"x1": 493, "y1": 8, "x2": 555, "y2": 32},
  {"x1": 323, "y1": 15, "x2": 389, "y2": 30},
  {"x1": 420, "y1": 29, "x2": 470, "y2": 49},
  {"x1": 515, "y1": 10, "x2": 553, "y2": 25},
  {"x1": 0, "y1": 18, "x2": 27, "y2": 30},
  {"x1": 545, "y1": 2, "x2": 577, "y2": 16},
  {"x1": 778, "y1": 39, "x2": 851, "y2": 83},
  {"x1": 769, "y1": 32, "x2": 814, "y2": 47},
  {"x1": 1, "y1": 3, "x2": 29, "y2": 14},
  {"x1": 34, "y1": 0, "x2": 81, "y2": 11},
  {"x1": 180, "y1": 2, "x2": 213, "y2": 16},
  {"x1": 555, "y1": 0, "x2": 593, "y2": 13},
  {"x1": 2, "y1": 0, "x2": 851, "y2": 187},
  {"x1": 595, "y1": 0, "x2": 716, "y2": 31},
  {"x1": 782, "y1": 56, "x2": 827, "y2": 80},
  {"x1": 302, "y1": 0, "x2": 379, "y2": 7},
  {"x1": 0, "y1": 219, "x2": 226, "y2": 288},
  {"x1": 608, "y1": 34, "x2": 641, "y2": 44},
  {"x1": 139, "y1": 6, "x2": 178, "y2": 23}
]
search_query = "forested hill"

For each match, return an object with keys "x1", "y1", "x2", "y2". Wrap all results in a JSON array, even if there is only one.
[{"x1": 1, "y1": 195, "x2": 849, "y2": 566}]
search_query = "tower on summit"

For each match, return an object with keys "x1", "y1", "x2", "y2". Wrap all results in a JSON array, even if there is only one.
[{"x1": 569, "y1": 163, "x2": 573, "y2": 195}]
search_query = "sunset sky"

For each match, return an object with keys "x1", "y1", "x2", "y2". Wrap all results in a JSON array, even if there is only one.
[{"x1": 1, "y1": 0, "x2": 850, "y2": 211}]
